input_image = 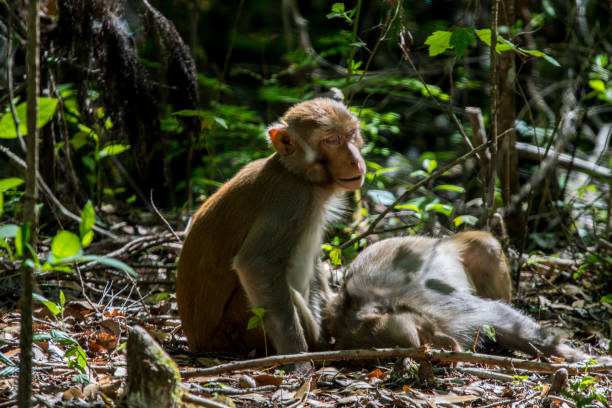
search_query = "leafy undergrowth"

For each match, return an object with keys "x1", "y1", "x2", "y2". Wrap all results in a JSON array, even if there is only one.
[{"x1": 1, "y1": 227, "x2": 611, "y2": 407}]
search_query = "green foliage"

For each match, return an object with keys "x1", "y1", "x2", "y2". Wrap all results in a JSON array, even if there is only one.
[
  {"x1": 0, "y1": 97, "x2": 59, "y2": 138},
  {"x1": 424, "y1": 27, "x2": 560, "y2": 66},
  {"x1": 563, "y1": 369, "x2": 608, "y2": 408},
  {"x1": 586, "y1": 54, "x2": 612, "y2": 104},
  {"x1": 0, "y1": 177, "x2": 23, "y2": 218},
  {"x1": 51, "y1": 231, "x2": 82, "y2": 261},
  {"x1": 247, "y1": 308, "x2": 267, "y2": 356},
  {"x1": 326, "y1": 3, "x2": 356, "y2": 24},
  {"x1": 79, "y1": 201, "x2": 95, "y2": 246},
  {"x1": 34, "y1": 330, "x2": 89, "y2": 376},
  {"x1": 481, "y1": 325, "x2": 496, "y2": 341}
]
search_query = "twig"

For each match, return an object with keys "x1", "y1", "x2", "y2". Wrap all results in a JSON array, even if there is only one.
[
  {"x1": 545, "y1": 395, "x2": 577, "y2": 407},
  {"x1": 478, "y1": 399, "x2": 517, "y2": 408},
  {"x1": 74, "y1": 264, "x2": 101, "y2": 316},
  {"x1": 180, "y1": 347, "x2": 612, "y2": 378},
  {"x1": 347, "y1": 2, "x2": 400, "y2": 106},
  {"x1": 401, "y1": 49, "x2": 473, "y2": 151},
  {"x1": 150, "y1": 190, "x2": 181, "y2": 242},
  {"x1": 0, "y1": 144, "x2": 119, "y2": 240},
  {"x1": 181, "y1": 393, "x2": 235, "y2": 408},
  {"x1": 466, "y1": 107, "x2": 489, "y2": 224},
  {"x1": 453, "y1": 367, "x2": 536, "y2": 385},
  {"x1": 340, "y1": 129, "x2": 512, "y2": 250},
  {"x1": 5, "y1": 3, "x2": 26, "y2": 153},
  {"x1": 488, "y1": 0, "x2": 500, "y2": 226}
]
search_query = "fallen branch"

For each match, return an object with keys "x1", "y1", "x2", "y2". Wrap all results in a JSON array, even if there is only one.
[
  {"x1": 181, "y1": 347, "x2": 612, "y2": 378},
  {"x1": 516, "y1": 141, "x2": 611, "y2": 178}
]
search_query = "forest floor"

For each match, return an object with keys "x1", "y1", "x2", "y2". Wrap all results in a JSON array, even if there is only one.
[{"x1": 1, "y1": 224, "x2": 611, "y2": 407}]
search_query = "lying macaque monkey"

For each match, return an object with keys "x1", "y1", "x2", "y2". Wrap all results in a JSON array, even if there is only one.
[{"x1": 323, "y1": 231, "x2": 593, "y2": 362}]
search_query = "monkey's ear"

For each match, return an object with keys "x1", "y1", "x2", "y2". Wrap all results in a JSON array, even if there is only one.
[{"x1": 268, "y1": 123, "x2": 295, "y2": 155}]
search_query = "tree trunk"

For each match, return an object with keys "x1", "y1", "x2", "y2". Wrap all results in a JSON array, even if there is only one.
[
  {"x1": 18, "y1": 0, "x2": 39, "y2": 406},
  {"x1": 497, "y1": 0, "x2": 522, "y2": 240}
]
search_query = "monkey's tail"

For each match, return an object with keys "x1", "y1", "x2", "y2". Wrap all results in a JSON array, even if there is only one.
[{"x1": 438, "y1": 294, "x2": 588, "y2": 362}]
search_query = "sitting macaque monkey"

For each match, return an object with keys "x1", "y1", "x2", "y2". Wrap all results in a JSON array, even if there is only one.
[
  {"x1": 323, "y1": 231, "x2": 590, "y2": 362},
  {"x1": 176, "y1": 98, "x2": 366, "y2": 357}
]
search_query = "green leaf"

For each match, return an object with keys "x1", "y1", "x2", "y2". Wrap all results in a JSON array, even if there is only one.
[
  {"x1": 329, "y1": 247, "x2": 342, "y2": 266},
  {"x1": 59, "y1": 290, "x2": 65, "y2": 309},
  {"x1": 247, "y1": 308, "x2": 265, "y2": 330},
  {"x1": 522, "y1": 49, "x2": 561, "y2": 67},
  {"x1": 0, "y1": 97, "x2": 59, "y2": 139},
  {"x1": 0, "y1": 177, "x2": 24, "y2": 192},
  {"x1": 66, "y1": 345, "x2": 88, "y2": 374},
  {"x1": 425, "y1": 203, "x2": 453, "y2": 216},
  {"x1": 251, "y1": 307, "x2": 266, "y2": 319},
  {"x1": 98, "y1": 143, "x2": 130, "y2": 159},
  {"x1": 247, "y1": 316, "x2": 262, "y2": 330},
  {"x1": 15, "y1": 222, "x2": 30, "y2": 258},
  {"x1": 424, "y1": 31, "x2": 452, "y2": 56},
  {"x1": 481, "y1": 325, "x2": 496, "y2": 341},
  {"x1": 542, "y1": 0, "x2": 556, "y2": 17},
  {"x1": 0, "y1": 224, "x2": 19, "y2": 239},
  {"x1": 0, "y1": 352, "x2": 15, "y2": 367},
  {"x1": 475, "y1": 29, "x2": 513, "y2": 53},
  {"x1": 423, "y1": 159, "x2": 437, "y2": 173},
  {"x1": 367, "y1": 189, "x2": 396, "y2": 206},
  {"x1": 589, "y1": 80, "x2": 606, "y2": 93},
  {"x1": 79, "y1": 201, "x2": 95, "y2": 247},
  {"x1": 601, "y1": 294, "x2": 612, "y2": 303},
  {"x1": 33, "y1": 293, "x2": 61, "y2": 316},
  {"x1": 51, "y1": 231, "x2": 82, "y2": 261},
  {"x1": 450, "y1": 27, "x2": 475, "y2": 57},
  {"x1": 50, "y1": 330, "x2": 79, "y2": 346},
  {"x1": 71, "y1": 255, "x2": 137, "y2": 277},
  {"x1": 433, "y1": 184, "x2": 465, "y2": 193},
  {"x1": 453, "y1": 215, "x2": 479, "y2": 227}
]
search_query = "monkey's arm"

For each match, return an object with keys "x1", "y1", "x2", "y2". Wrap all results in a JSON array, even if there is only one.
[{"x1": 233, "y1": 215, "x2": 312, "y2": 355}]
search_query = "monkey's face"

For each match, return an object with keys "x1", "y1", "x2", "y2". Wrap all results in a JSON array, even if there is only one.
[{"x1": 319, "y1": 128, "x2": 366, "y2": 190}]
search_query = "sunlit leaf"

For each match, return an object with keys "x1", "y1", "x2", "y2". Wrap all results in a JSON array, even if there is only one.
[
  {"x1": 453, "y1": 215, "x2": 479, "y2": 227},
  {"x1": 0, "y1": 178, "x2": 24, "y2": 192},
  {"x1": 329, "y1": 247, "x2": 342, "y2": 266},
  {"x1": 51, "y1": 231, "x2": 82, "y2": 261},
  {"x1": 33, "y1": 293, "x2": 61, "y2": 316},
  {"x1": 425, "y1": 203, "x2": 452, "y2": 216},
  {"x1": 0, "y1": 97, "x2": 59, "y2": 139},
  {"x1": 98, "y1": 144, "x2": 130, "y2": 159},
  {"x1": 482, "y1": 325, "x2": 496, "y2": 341},
  {"x1": 424, "y1": 31, "x2": 452, "y2": 56},
  {"x1": 79, "y1": 201, "x2": 95, "y2": 247},
  {"x1": 434, "y1": 184, "x2": 465, "y2": 193}
]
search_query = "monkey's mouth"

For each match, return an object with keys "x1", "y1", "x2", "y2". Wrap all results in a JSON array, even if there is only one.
[
  {"x1": 336, "y1": 174, "x2": 365, "y2": 190},
  {"x1": 339, "y1": 175, "x2": 363, "y2": 182}
]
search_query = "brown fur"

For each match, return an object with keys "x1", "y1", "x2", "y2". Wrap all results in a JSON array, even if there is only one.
[
  {"x1": 176, "y1": 98, "x2": 365, "y2": 356},
  {"x1": 323, "y1": 232, "x2": 591, "y2": 362}
]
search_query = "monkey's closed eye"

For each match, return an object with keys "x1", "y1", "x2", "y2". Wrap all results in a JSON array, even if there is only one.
[{"x1": 323, "y1": 135, "x2": 341, "y2": 145}]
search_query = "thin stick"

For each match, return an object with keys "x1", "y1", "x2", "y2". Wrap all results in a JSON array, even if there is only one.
[
  {"x1": 181, "y1": 347, "x2": 612, "y2": 378},
  {"x1": 340, "y1": 129, "x2": 512, "y2": 250}
]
